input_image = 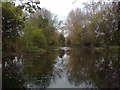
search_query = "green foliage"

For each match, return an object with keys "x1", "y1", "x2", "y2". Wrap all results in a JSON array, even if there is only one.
[
  {"x1": 66, "y1": 2, "x2": 120, "y2": 48},
  {"x1": 2, "y1": 1, "x2": 60, "y2": 55},
  {"x1": 31, "y1": 29, "x2": 47, "y2": 49},
  {"x1": 23, "y1": 22, "x2": 47, "y2": 52},
  {"x1": 43, "y1": 25, "x2": 58, "y2": 46},
  {"x1": 2, "y1": 2, "x2": 24, "y2": 52},
  {"x1": 59, "y1": 34, "x2": 65, "y2": 46},
  {"x1": 21, "y1": 9, "x2": 59, "y2": 52},
  {"x1": 26, "y1": 10, "x2": 59, "y2": 47},
  {"x1": 2, "y1": 1, "x2": 41, "y2": 53},
  {"x1": 66, "y1": 38, "x2": 71, "y2": 47},
  {"x1": 35, "y1": 10, "x2": 59, "y2": 46}
]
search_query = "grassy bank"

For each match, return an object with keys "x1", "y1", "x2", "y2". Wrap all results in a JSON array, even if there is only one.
[
  {"x1": 95, "y1": 46, "x2": 120, "y2": 53},
  {"x1": 2, "y1": 45, "x2": 61, "y2": 58},
  {"x1": 3, "y1": 48, "x2": 46, "y2": 58}
]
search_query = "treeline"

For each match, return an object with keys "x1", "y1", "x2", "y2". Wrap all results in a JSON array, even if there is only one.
[
  {"x1": 23, "y1": 9, "x2": 60, "y2": 52},
  {"x1": 65, "y1": 1, "x2": 120, "y2": 49},
  {"x1": 2, "y1": 1, "x2": 64, "y2": 56}
]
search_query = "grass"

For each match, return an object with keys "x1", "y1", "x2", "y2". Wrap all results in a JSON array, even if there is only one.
[
  {"x1": 109, "y1": 46, "x2": 120, "y2": 49},
  {"x1": 95, "y1": 45, "x2": 120, "y2": 53},
  {"x1": 24, "y1": 47, "x2": 46, "y2": 56}
]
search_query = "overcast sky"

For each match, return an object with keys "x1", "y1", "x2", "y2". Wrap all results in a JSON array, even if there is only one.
[
  {"x1": 40, "y1": 0, "x2": 96, "y2": 20},
  {"x1": 15, "y1": 0, "x2": 110, "y2": 20}
]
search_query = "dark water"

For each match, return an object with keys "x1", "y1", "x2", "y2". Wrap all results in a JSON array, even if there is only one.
[{"x1": 2, "y1": 47, "x2": 120, "y2": 88}]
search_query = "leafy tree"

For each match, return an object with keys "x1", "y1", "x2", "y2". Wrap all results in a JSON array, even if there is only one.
[
  {"x1": 66, "y1": 38, "x2": 71, "y2": 47},
  {"x1": 2, "y1": 1, "x2": 41, "y2": 53},
  {"x1": 31, "y1": 29, "x2": 47, "y2": 49},
  {"x1": 65, "y1": 1, "x2": 120, "y2": 48},
  {"x1": 37, "y1": 9, "x2": 59, "y2": 46},
  {"x1": 2, "y1": 2, "x2": 24, "y2": 52},
  {"x1": 21, "y1": 8, "x2": 60, "y2": 52},
  {"x1": 59, "y1": 34, "x2": 65, "y2": 46}
]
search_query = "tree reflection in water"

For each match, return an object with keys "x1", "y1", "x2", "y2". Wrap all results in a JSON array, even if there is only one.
[
  {"x1": 2, "y1": 47, "x2": 120, "y2": 88},
  {"x1": 23, "y1": 50, "x2": 59, "y2": 88},
  {"x1": 91, "y1": 49, "x2": 120, "y2": 88},
  {"x1": 3, "y1": 50, "x2": 59, "y2": 88},
  {"x1": 3, "y1": 55, "x2": 26, "y2": 88},
  {"x1": 66, "y1": 48, "x2": 120, "y2": 88},
  {"x1": 66, "y1": 48, "x2": 97, "y2": 88}
]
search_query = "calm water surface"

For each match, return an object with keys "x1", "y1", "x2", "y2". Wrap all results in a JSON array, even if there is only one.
[{"x1": 3, "y1": 47, "x2": 120, "y2": 88}]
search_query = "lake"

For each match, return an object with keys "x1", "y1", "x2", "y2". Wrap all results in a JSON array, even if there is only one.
[{"x1": 2, "y1": 47, "x2": 120, "y2": 88}]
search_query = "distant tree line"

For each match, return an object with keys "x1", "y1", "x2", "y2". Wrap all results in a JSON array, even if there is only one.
[
  {"x1": 65, "y1": 1, "x2": 120, "y2": 49},
  {"x1": 2, "y1": 1, "x2": 65, "y2": 56}
]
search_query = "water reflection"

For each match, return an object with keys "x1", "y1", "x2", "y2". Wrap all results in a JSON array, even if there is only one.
[
  {"x1": 67, "y1": 48, "x2": 120, "y2": 88},
  {"x1": 66, "y1": 48, "x2": 96, "y2": 88},
  {"x1": 2, "y1": 47, "x2": 120, "y2": 88},
  {"x1": 3, "y1": 55, "x2": 25, "y2": 88},
  {"x1": 91, "y1": 50, "x2": 120, "y2": 88},
  {"x1": 58, "y1": 49, "x2": 65, "y2": 58},
  {"x1": 23, "y1": 50, "x2": 58, "y2": 88}
]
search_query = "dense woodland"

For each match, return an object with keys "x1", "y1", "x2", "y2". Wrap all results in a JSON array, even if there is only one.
[
  {"x1": 2, "y1": 1, "x2": 64, "y2": 56},
  {"x1": 65, "y1": 1, "x2": 120, "y2": 49},
  {"x1": 2, "y1": 0, "x2": 120, "y2": 57},
  {"x1": 2, "y1": 0, "x2": 120, "y2": 88}
]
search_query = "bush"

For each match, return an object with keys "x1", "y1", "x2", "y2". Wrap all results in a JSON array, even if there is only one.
[{"x1": 31, "y1": 29, "x2": 47, "y2": 49}]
